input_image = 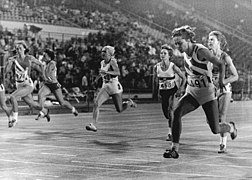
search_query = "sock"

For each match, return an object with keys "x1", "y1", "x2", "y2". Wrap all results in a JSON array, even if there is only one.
[
  {"x1": 219, "y1": 136, "x2": 223, "y2": 145},
  {"x1": 229, "y1": 123, "x2": 234, "y2": 133},
  {"x1": 72, "y1": 107, "x2": 76, "y2": 113},
  {"x1": 40, "y1": 111, "x2": 45, "y2": 117},
  {"x1": 172, "y1": 143, "x2": 179, "y2": 151},
  {"x1": 13, "y1": 112, "x2": 18, "y2": 121},
  {"x1": 222, "y1": 136, "x2": 227, "y2": 147},
  {"x1": 167, "y1": 127, "x2": 171, "y2": 135},
  {"x1": 124, "y1": 100, "x2": 130, "y2": 106}
]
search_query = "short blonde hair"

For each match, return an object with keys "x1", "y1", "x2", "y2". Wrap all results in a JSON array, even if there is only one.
[{"x1": 102, "y1": 46, "x2": 115, "y2": 56}]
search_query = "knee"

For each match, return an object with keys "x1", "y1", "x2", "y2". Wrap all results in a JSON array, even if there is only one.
[
  {"x1": 173, "y1": 108, "x2": 181, "y2": 118},
  {"x1": 163, "y1": 112, "x2": 170, "y2": 119},
  {"x1": 59, "y1": 101, "x2": 65, "y2": 106},
  {"x1": 10, "y1": 95, "x2": 16, "y2": 103},
  {"x1": 219, "y1": 113, "x2": 226, "y2": 121},
  {"x1": 93, "y1": 100, "x2": 99, "y2": 109},
  {"x1": 211, "y1": 128, "x2": 219, "y2": 134},
  {"x1": 116, "y1": 107, "x2": 122, "y2": 113},
  {"x1": 35, "y1": 104, "x2": 42, "y2": 110}
]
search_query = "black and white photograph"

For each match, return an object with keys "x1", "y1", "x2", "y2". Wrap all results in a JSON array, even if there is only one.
[{"x1": 0, "y1": 0, "x2": 251, "y2": 179}]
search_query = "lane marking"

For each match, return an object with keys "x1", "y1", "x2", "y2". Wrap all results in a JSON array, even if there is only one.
[
  {"x1": 41, "y1": 152, "x2": 76, "y2": 157},
  {"x1": 16, "y1": 172, "x2": 59, "y2": 178},
  {"x1": 0, "y1": 158, "x2": 237, "y2": 178}
]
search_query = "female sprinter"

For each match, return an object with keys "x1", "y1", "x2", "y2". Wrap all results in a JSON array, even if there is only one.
[
  {"x1": 153, "y1": 44, "x2": 185, "y2": 141},
  {"x1": 35, "y1": 48, "x2": 78, "y2": 121},
  {"x1": 86, "y1": 45, "x2": 136, "y2": 132},
  {"x1": 5, "y1": 41, "x2": 46, "y2": 127},
  {"x1": 163, "y1": 25, "x2": 237, "y2": 159},
  {"x1": 208, "y1": 31, "x2": 238, "y2": 153}
]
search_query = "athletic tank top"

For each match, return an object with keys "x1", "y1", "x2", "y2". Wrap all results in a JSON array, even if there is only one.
[
  {"x1": 184, "y1": 44, "x2": 213, "y2": 88},
  {"x1": 44, "y1": 61, "x2": 58, "y2": 83},
  {"x1": 212, "y1": 52, "x2": 232, "y2": 92},
  {"x1": 100, "y1": 58, "x2": 118, "y2": 83},
  {"x1": 14, "y1": 56, "x2": 30, "y2": 82},
  {"x1": 156, "y1": 62, "x2": 176, "y2": 90}
]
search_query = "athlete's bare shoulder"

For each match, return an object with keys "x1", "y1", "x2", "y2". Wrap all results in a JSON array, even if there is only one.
[
  {"x1": 110, "y1": 58, "x2": 118, "y2": 66},
  {"x1": 8, "y1": 55, "x2": 17, "y2": 62}
]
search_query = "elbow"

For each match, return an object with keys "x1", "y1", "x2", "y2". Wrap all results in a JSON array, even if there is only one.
[
  {"x1": 234, "y1": 74, "x2": 239, "y2": 82},
  {"x1": 116, "y1": 71, "x2": 121, "y2": 76}
]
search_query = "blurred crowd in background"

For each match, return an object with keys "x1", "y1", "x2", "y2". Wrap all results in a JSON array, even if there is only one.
[{"x1": 0, "y1": 0, "x2": 251, "y2": 100}]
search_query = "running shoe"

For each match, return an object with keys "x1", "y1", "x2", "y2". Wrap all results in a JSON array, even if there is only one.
[
  {"x1": 8, "y1": 119, "x2": 17, "y2": 128},
  {"x1": 163, "y1": 148, "x2": 179, "y2": 159},
  {"x1": 229, "y1": 121, "x2": 237, "y2": 140},
  {"x1": 45, "y1": 109, "x2": 51, "y2": 122},
  {"x1": 72, "y1": 107, "x2": 78, "y2": 116},
  {"x1": 128, "y1": 98, "x2": 137, "y2": 108},
  {"x1": 86, "y1": 123, "x2": 97, "y2": 132},
  {"x1": 166, "y1": 134, "x2": 172, "y2": 141},
  {"x1": 218, "y1": 144, "x2": 226, "y2": 153},
  {"x1": 35, "y1": 113, "x2": 42, "y2": 121}
]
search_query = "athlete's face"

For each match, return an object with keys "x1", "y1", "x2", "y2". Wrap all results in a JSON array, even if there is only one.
[
  {"x1": 208, "y1": 35, "x2": 220, "y2": 51},
  {"x1": 160, "y1": 49, "x2": 170, "y2": 61},
  {"x1": 101, "y1": 48, "x2": 111, "y2": 61},
  {"x1": 42, "y1": 52, "x2": 50, "y2": 63},
  {"x1": 173, "y1": 36, "x2": 188, "y2": 53},
  {"x1": 15, "y1": 44, "x2": 25, "y2": 55}
]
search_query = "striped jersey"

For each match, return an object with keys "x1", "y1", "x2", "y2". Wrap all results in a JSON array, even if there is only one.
[
  {"x1": 12, "y1": 56, "x2": 30, "y2": 82},
  {"x1": 184, "y1": 44, "x2": 213, "y2": 88}
]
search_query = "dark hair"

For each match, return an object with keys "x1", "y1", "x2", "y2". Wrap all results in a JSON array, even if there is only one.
[
  {"x1": 208, "y1": 31, "x2": 227, "y2": 51},
  {"x1": 161, "y1": 44, "x2": 173, "y2": 57},
  {"x1": 16, "y1": 40, "x2": 29, "y2": 54},
  {"x1": 172, "y1": 25, "x2": 196, "y2": 42},
  {"x1": 44, "y1": 48, "x2": 55, "y2": 60}
]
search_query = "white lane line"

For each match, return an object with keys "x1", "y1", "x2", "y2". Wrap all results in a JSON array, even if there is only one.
[
  {"x1": 0, "y1": 158, "x2": 234, "y2": 178},
  {"x1": 16, "y1": 172, "x2": 59, "y2": 178},
  {"x1": 68, "y1": 168, "x2": 233, "y2": 179},
  {"x1": 41, "y1": 152, "x2": 76, "y2": 157},
  {"x1": 0, "y1": 149, "x2": 8, "y2": 151},
  {"x1": 235, "y1": 134, "x2": 252, "y2": 139},
  {"x1": 71, "y1": 160, "x2": 160, "y2": 168},
  {"x1": 115, "y1": 157, "x2": 161, "y2": 163},
  {"x1": 186, "y1": 161, "x2": 252, "y2": 169},
  {"x1": 1, "y1": 141, "x2": 250, "y2": 163}
]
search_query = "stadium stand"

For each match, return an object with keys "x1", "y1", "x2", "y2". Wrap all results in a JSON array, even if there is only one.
[{"x1": 0, "y1": 0, "x2": 251, "y2": 99}]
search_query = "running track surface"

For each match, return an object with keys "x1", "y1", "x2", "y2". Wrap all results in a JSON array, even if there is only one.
[{"x1": 0, "y1": 101, "x2": 251, "y2": 180}]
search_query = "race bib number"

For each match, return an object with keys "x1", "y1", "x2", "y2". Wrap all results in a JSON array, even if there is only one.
[
  {"x1": 0, "y1": 84, "x2": 5, "y2": 91},
  {"x1": 16, "y1": 73, "x2": 26, "y2": 81},
  {"x1": 159, "y1": 80, "x2": 175, "y2": 90},
  {"x1": 102, "y1": 74, "x2": 112, "y2": 83},
  {"x1": 187, "y1": 75, "x2": 210, "y2": 88}
]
